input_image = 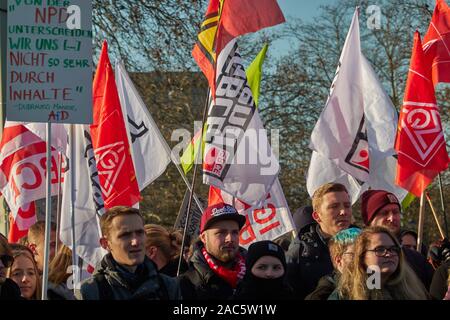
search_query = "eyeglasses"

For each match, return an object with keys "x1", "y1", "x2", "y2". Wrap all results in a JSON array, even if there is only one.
[
  {"x1": 365, "y1": 246, "x2": 400, "y2": 257},
  {"x1": 0, "y1": 255, "x2": 14, "y2": 268}
]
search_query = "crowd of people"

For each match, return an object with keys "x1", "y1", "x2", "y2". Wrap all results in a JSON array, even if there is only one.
[{"x1": 1, "y1": 183, "x2": 450, "y2": 300}]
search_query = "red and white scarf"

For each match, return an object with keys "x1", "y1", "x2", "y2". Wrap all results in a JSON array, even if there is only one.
[{"x1": 201, "y1": 247, "x2": 246, "y2": 288}]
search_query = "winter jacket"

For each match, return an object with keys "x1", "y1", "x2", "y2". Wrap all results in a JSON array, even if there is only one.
[
  {"x1": 233, "y1": 273, "x2": 294, "y2": 300},
  {"x1": 47, "y1": 282, "x2": 76, "y2": 300},
  {"x1": 286, "y1": 223, "x2": 334, "y2": 299},
  {"x1": 305, "y1": 272, "x2": 337, "y2": 300},
  {"x1": 430, "y1": 260, "x2": 450, "y2": 300},
  {"x1": 0, "y1": 278, "x2": 23, "y2": 300},
  {"x1": 178, "y1": 241, "x2": 246, "y2": 300},
  {"x1": 402, "y1": 246, "x2": 434, "y2": 290},
  {"x1": 76, "y1": 253, "x2": 181, "y2": 300}
]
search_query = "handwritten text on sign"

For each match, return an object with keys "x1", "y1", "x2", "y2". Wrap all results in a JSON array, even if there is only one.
[{"x1": 7, "y1": 0, "x2": 92, "y2": 124}]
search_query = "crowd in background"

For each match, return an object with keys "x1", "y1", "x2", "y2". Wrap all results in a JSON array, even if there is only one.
[{"x1": 1, "y1": 183, "x2": 450, "y2": 300}]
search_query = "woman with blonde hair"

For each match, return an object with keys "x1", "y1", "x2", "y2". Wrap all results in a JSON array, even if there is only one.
[
  {"x1": 48, "y1": 245, "x2": 75, "y2": 300},
  {"x1": 8, "y1": 244, "x2": 41, "y2": 300},
  {"x1": 332, "y1": 226, "x2": 430, "y2": 300},
  {"x1": 144, "y1": 224, "x2": 188, "y2": 276}
]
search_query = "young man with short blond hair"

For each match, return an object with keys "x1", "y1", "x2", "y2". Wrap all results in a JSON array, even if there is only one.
[
  {"x1": 286, "y1": 182, "x2": 353, "y2": 299},
  {"x1": 76, "y1": 206, "x2": 180, "y2": 300}
]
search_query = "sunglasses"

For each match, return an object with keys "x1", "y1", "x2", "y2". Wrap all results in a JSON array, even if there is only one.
[{"x1": 0, "y1": 255, "x2": 14, "y2": 268}]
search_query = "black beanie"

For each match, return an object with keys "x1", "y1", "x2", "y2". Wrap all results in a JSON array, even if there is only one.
[{"x1": 245, "y1": 240, "x2": 287, "y2": 271}]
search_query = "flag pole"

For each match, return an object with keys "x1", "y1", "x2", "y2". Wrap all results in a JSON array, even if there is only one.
[
  {"x1": 417, "y1": 192, "x2": 425, "y2": 252},
  {"x1": 69, "y1": 124, "x2": 78, "y2": 294},
  {"x1": 55, "y1": 150, "x2": 63, "y2": 254},
  {"x1": 438, "y1": 173, "x2": 448, "y2": 237},
  {"x1": 41, "y1": 122, "x2": 52, "y2": 300},
  {"x1": 425, "y1": 192, "x2": 445, "y2": 239},
  {"x1": 176, "y1": 90, "x2": 210, "y2": 276}
]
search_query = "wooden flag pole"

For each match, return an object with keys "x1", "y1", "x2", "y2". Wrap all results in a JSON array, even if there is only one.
[
  {"x1": 425, "y1": 192, "x2": 445, "y2": 239},
  {"x1": 438, "y1": 174, "x2": 448, "y2": 238}
]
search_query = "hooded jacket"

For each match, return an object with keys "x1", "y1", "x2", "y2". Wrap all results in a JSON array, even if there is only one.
[{"x1": 76, "y1": 253, "x2": 181, "y2": 300}]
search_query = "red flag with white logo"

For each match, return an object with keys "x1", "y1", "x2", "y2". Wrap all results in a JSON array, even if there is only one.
[
  {"x1": 91, "y1": 42, "x2": 140, "y2": 208},
  {"x1": 423, "y1": 0, "x2": 450, "y2": 85},
  {"x1": 395, "y1": 31, "x2": 449, "y2": 197}
]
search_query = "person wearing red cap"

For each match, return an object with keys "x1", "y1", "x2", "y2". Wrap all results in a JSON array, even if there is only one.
[
  {"x1": 360, "y1": 190, "x2": 434, "y2": 290},
  {"x1": 286, "y1": 182, "x2": 353, "y2": 299},
  {"x1": 178, "y1": 203, "x2": 246, "y2": 300}
]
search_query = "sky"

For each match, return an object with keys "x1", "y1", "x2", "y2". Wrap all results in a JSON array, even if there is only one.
[
  {"x1": 271, "y1": 0, "x2": 337, "y2": 55},
  {"x1": 278, "y1": 0, "x2": 337, "y2": 22}
]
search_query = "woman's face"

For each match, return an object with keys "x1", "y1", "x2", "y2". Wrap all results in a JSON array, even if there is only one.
[
  {"x1": 363, "y1": 232, "x2": 399, "y2": 280},
  {"x1": 251, "y1": 256, "x2": 284, "y2": 279},
  {"x1": 10, "y1": 255, "x2": 38, "y2": 299}
]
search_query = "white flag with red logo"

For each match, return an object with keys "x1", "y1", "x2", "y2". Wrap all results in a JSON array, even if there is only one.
[
  {"x1": 208, "y1": 178, "x2": 294, "y2": 248},
  {"x1": 8, "y1": 202, "x2": 36, "y2": 243},
  {"x1": 0, "y1": 122, "x2": 66, "y2": 215},
  {"x1": 307, "y1": 9, "x2": 407, "y2": 202},
  {"x1": 203, "y1": 38, "x2": 279, "y2": 206}
]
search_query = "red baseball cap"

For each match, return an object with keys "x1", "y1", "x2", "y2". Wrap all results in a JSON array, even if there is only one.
[{"x1": 200, "y1": 203, "x2": 246, "y2": 233}]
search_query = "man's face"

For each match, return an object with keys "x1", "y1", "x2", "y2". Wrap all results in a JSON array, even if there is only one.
[
  {"x1": 369, "y1": 203, "x2": 401, "y2": 235},
  {"x1": 104, "y1": 214, "x2": 146, "y2": 270},
  {"x1": 313, "y1": 191, "x2": 352, "y2": 237},
  {"x1": 31, "y1": 230, "x2": 56, "y2": 272},
  {"x1": 200, "y1": 220, "x2": 240, "y2": 263}
]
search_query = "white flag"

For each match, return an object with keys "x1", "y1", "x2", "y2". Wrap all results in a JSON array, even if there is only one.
[
  {"x1": 307, "y1": 8, "x2": 407, "y2": 202},
  {"x1": 115, "y1": 61, "x2": 171, "y2": 191},
  {"x1": 211, "y1": 178, "x2": 295, "y2": 248},
  {"x1": 60, "y1": 125, "x2": 106, "y2": 269},
  {"x1": 204, "y1": 39, "x2": 279, "y2": 206}
]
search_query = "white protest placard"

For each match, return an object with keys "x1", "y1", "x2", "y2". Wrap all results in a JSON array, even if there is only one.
[{"x1": 7, "y1": 0, "x2": 92, "y2": 124}]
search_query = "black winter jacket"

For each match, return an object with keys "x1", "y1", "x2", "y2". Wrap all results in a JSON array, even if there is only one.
[
  {"x1": 286, "y1": 223, "x2": 333, "y2": 299},
  {"x1": 178, "y1": 242, "x2": 246, "y2": 300},
  {"x1": 402, "y1": 246, "x2": 434, "y2": 290},
  {"x1": 430, "y1": 260, "x2": 450, "y2": 300}
]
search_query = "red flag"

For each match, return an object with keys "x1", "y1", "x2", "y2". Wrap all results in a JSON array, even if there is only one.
[
  {"x1": 423, "y1": 0, "x2": 450, "y2": 85},
  {"x1": 91, "y1": 42, "x2": 140, "y2": 208},
  {"x1": 8, "y1": 202, "x2": 36, "y2": 243},
  {"x1": 395, "y1": 32, "x2": 449, "y2": 197},
  {"x1": 192, "y1": 0, "x2": 285, "y2": 92}
]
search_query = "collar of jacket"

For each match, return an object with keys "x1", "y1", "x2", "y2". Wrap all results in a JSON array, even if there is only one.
[{"x1": 96, "y1": 253, "x2": 159, "y2": 289}]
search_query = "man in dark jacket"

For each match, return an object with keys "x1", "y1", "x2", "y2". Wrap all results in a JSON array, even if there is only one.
[
  {"x1": 178, "y1": 203, "x2": 246, "y2": 300},
  {"x1": 76, "y1": 206, "x2": 180, "y2": 300},
  {"x1": 361, "y1": 190, "x2": 434, "y2": 289},
  {"x1": 286, "y1": 183, "x2": 352, "y2": 299}
]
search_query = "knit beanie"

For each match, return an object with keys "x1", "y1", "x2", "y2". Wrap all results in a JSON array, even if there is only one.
[{"x1": 245, "y1": 240, "x2": 287, "y2": 271}]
